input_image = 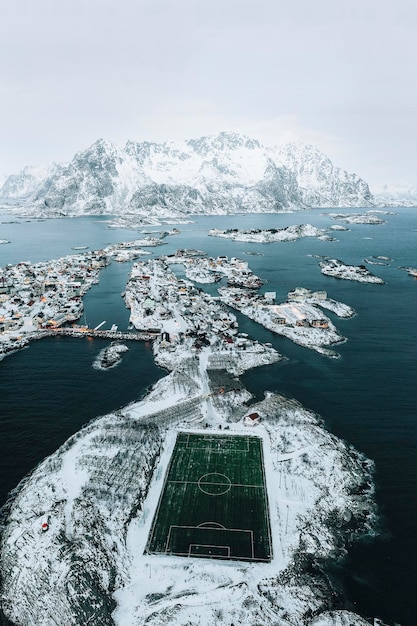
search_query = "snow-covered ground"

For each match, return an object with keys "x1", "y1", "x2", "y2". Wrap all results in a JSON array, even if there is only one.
[
  {"x1": 399, "y1": 266, "x2": 417, "y2": 278},
  {"x1": 0, "y1": 251, "x2": 382, "y2": 626},
  {"x1": 0, "y1": 251, "x2": 107, "y2": 359}
]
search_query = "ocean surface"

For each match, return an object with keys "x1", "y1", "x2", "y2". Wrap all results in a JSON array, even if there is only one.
[{"x1": 1, "y1": 207, "x2": 417, "y2": 625}]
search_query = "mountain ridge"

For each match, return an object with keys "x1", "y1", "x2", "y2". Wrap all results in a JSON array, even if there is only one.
[
  {"x1": 372, "y1": 182, "x2": 417, "y2": 207},
  {"x1": 0, "y1": 131, "x2": 375, "y2": 217}
]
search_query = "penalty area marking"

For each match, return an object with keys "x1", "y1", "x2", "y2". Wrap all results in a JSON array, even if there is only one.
[
  {"x1": 166, "y1": 525, "x2": 255, "y2": 560},
  {"x1": 184, "y1": 432, "x2": 250, "y2": 452}
]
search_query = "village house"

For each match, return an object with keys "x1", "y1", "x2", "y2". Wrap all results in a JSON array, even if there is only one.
[
  {"x1": 311, "y1": 319, "x2": 329, "y2": 329},
  {"x1": 243, "y1": 412, "x2": 261, "y2": 427}
]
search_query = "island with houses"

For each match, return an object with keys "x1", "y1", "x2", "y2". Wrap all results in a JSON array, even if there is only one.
[
  {"x1": 319, "y1": 258, "x2": 385, "y2": 284},
  {"x1": 209, "y1": 223, "x2": 333, "y2": 243}
]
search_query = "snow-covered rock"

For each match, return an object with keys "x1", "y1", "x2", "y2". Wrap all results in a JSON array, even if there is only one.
[
  {"x1": 93, "y1": 342, "x2": 129, "y2": 370},
  {"x1": 327, "y1": 211, "x2": 387, "y2": 225}
]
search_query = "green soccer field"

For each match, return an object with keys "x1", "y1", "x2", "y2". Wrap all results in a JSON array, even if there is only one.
[{"x1": 146, "y1": 432, "x2": 272, "y2": 562}]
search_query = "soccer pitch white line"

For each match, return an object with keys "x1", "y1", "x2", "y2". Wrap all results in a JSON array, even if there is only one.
[
  {"x1": 188, "y1": 544, "x2": 231, "y2": 557},
  {"x1": 183, "y1": 433, "x2": 251, "y2": 452},
  {"x1": 167, "y1": 479, "x2": 266, "y2": 489},
  {"x1": 258, "y1": 435, "x2": 273, "y2": 560}
]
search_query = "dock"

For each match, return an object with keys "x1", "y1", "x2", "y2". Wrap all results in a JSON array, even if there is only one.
[{"x1": 38, "y1": 327, "x2": 157, "y2": 341}]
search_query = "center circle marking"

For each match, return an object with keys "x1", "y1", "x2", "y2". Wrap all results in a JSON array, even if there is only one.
[{"x1": 198, "y1": 473, "x2": 232, "y2": 496}]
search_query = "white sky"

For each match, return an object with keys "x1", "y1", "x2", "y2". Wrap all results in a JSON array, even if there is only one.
[{"x1": 0, "y1": 0, "x2": 416, "y2": 188}]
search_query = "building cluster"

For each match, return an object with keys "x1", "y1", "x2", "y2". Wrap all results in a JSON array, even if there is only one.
[
  {"x1": 168, "y1": 252, "x2": 263, "y2": 288},
  {"x1": 124, "y1": 254, "x2": 280, "y2": 376},
  {"x1": 125, "y1": 258, "x2": 239, "y2": 348},
  {"x1": 0, "y1": 251, "x2": 108, "y2": 354},
  {"x1": 218, "y1": 285, "x2": 332, "y2": 329},
  {"x1": 216, "y1": 282, "x2": 348, "y2": 357}
]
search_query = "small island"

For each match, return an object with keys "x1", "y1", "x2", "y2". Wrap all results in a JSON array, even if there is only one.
[
  {"x1": 319, "y1": 258, "x2": 385, "y2": 284},
  {"x1": 93, "y1": 342, "x2": 129, "y2": 370},
  {"x1": 209, "y1": 223, "x2": 333, "y2": 242},
  {"x1": 0, "y1": 250, "x2": 108, "y2": 360},
  {"x1": 106, "y1": 215, "x2": 192, "y2": 230},
  {"x1": 400, "y1": 266, "x2": 417, "y2": 278},
  {"x1": 124, "y1": 255, "x2": 279, "y2": 373},
  {"x1": 326, "y1": 211, "x2": 387, "y2": 225}
]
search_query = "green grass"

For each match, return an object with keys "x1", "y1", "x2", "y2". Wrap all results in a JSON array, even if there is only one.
[{"x1": 146, "y1": 432, "x2": 272, "y2": 562}]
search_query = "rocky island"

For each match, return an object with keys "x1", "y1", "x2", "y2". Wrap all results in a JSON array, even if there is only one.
[
  {"x1": 319, "y1": 259, "x2": 385, "y2": 284},
  {"x1": 209, "y1": 223, "x2": 332, "y2": 243},
  {"x1": 0, "y1": 250, "x2": 378, "y2": 626},
  {"x1": 400, "y1": 266, "x2": 417, "y2": 278},
  {"x1": 326, "y1": 211, "x2": 388, "y2": 225},
  {"x1": 124, "y1": 255, "x2": 277, "y2": 373},
  {"x1": 93, "y1": 342, "x2": 129, "y2": 370},
  {"x1": 0, "y1": 240, "x2": 165, "y2": 361},
  {"x1": 0, "y1": 247, "x2": 361, "y2": 363}
]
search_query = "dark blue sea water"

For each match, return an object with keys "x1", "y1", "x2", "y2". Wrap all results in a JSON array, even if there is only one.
[{"x1": 1, "y1": 208, "x2": 417, "y2": 625}]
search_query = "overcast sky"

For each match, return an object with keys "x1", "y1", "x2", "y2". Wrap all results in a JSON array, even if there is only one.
[{"x1": 1, "y1": 0, "x2": 416, "y2": 188}]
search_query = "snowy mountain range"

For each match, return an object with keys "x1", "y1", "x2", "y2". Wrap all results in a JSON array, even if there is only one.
[{"x1": 0, "y1": 132, "x2": 375, "y2": 217}]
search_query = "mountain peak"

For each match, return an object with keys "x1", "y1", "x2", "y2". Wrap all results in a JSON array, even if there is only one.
[
  {"x1": 186, "y1": 131, "x2": 261, "y2": 156},
  {"x1": 80, "y1": 138, "x2": 120, "y2": 158}
]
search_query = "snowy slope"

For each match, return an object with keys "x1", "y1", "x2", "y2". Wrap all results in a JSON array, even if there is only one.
[
  {"x1": 272, "y1": 142, "x2": 373, "y2": 208},
  {"x1": 0, "y1": 132, "x2": 374, "y2": 217},
  {"x1": 0, "y1": 163, "x2": 63, "y2": 200}
]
